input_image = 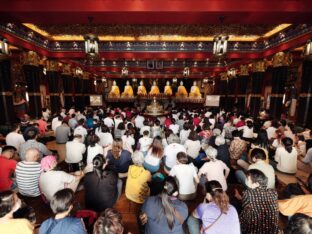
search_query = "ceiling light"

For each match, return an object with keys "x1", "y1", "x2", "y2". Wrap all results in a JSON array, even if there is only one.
[
  {"x1": 84, "y1": 34, "x2": 99, "y2": 56},
  {"x1": 0, "y1": 38, "x2": 10, "y2": 55},
  {"x1": 304, "y1": 40, "x2": 312, "y2": 59},
  {"x1": 183, "y1": 67, "x2": 190, "y2": 77},
  {"x1": 213, "y1": 35, "x2": 229, "y2": 56}
]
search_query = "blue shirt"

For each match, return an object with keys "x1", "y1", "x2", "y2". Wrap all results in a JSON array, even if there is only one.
[{"x1": 39, "y1": 217, "x2": 86, "y2": 234}]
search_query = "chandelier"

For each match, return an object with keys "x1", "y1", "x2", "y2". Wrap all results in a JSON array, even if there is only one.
[
  {"x1": 0, "y1": 38, "x2": 9, "y2": 55},
  {"x1": 213, "y1": 16, "x2": 229, "y2": 57},
  {"x1": 227, "y1": 68, "x2": 237, "y2": 78}
]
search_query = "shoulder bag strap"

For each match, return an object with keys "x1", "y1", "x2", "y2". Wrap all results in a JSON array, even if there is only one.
[{"x1": 201, "y1": 212, "x2": 223, "y2": 233}]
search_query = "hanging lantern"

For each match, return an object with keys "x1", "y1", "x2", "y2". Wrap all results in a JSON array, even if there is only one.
[
  {"x1": 304, "y1": 40, "x2": 312, "y2": 58},
  {"x1": 0, "y1": 38, "x2": 9, "y2": 55},
  {"x1": 121, "y1": 67, "x2": 129, "y2": 77},
  {"x1": 213, "y1": 35, "x2": 229, "y2": 57},
  {"x1": 84, "y1": 35, "x2": 99, "y2": 56},
  {"x1": 183, "y1": 67, "x2": 190, "y2": 77},
  {"x1": 227, "y1": 68, "x2": 237, "y2": 78}
]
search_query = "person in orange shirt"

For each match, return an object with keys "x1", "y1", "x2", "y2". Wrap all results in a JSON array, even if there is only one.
[{"x1": 279, "y1": 194, "x2": 312, "y2": 217}]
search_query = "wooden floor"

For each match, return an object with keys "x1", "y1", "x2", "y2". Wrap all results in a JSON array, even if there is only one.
[{"x1": 21, "y1": 139, "x2": 310, "y2": 233}]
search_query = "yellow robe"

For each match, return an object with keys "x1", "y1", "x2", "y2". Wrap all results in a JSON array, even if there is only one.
[
  {"x1": 189, "y1": 86, "x2": 202, "y2": 98},
  {"x1": 121, "y1": 85, "x2": 134, "y2": 97},
  {"x1": 137, "y1": 85, "x2": 147, "y2": 95},
  {"x1": 109, "y1": 85, "x2": 120, "y2": 97},
  {"x1": 149, "y1": 85, "x2": 160, "y2": 95},
  {"x1": 176, "y1": 85, "x2": 188, "y2": 97},
  {"x1": 164, "y1": 86, "x2": 173, "y2": 96}
]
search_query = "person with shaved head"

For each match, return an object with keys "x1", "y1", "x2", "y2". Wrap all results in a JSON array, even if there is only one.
[{"x1": 16, "y1": 148, "x2": 42, "y2": 197}]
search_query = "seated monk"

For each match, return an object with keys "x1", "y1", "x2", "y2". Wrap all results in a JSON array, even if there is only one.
[
  {"x1": 164, "y1": 81, "x2": 173, "y2": 96},
  {"x1": 108, "y1": 80, "x2": 120, "y2": 98},
  {"x1": 121, "y1": 81, "x2": 134, "y2": 97},
  {"x1": 189, "y1": 81, "x2": 202, "y2": 98},
  {"x1": 176, "y1": 81, "x2": 188, "y2": 98},
  {"x1": 137, "y1": 81, "x2": 147, "y2": 96},
  {"x1": 149, "y1": 81, "x2": 160, "y2": 95}
]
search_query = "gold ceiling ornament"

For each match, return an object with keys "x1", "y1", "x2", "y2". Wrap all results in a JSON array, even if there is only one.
[
  {"x1": 23, "y1": 23, "x2": 291, "y2": 42},
  {"x1": 45, "y1": 60, "x2": 59, "y2": 72},
  {"x1": 272, "y1": 52, "x2": 292, "y2": 67},
  {"x1": 239, "y1": 65, "x2": 249, "y2": 76},
  {"x1": 20, "y1": 51, "x2": 40, "y2": 66},
  {"x1": 61, "y1": 63, "x2": 72, "y2": 75},
  {"x1": 82, "y1": 71, "x2": 90, "y2": 80},
  {"x1": 251, "y1": 60, "x2": 267, "y2": 72},
  {"x1": 220, "y1": 72, "x2": 228, "y2": 81}
]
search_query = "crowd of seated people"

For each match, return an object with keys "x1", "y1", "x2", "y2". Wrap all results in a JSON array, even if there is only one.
[{"x1": 0, "y1": 105, "x2": 312, "y2": 233}]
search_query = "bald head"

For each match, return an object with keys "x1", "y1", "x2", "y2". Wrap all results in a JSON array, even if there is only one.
[{"x1": 25, "y1": 148, "x2": 40, "y2": 162}]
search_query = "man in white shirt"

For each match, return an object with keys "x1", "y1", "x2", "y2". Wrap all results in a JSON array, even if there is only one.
[
  {"x1": 236, "y1": 148, "x2": 275, "y2": 189},
  {"x1": 302, "y1": 148, "x2": 312, "y2": 168},
  {"x1": 140, "y1": 120, "x2": 151, "y2": 136},
  {"x1": 104, "y1": 114, "x2": 115, "y2": 129},
  {"x1": 73, "y1": 119, "x2": 88, "y2": 142},
  {"x1": 164, "y1": 137, "x2": 187, "y2": 172},
  {"x1": 135, "y1": 113, "x2": 145, "y2": 129},
  {"x1": 65, "y1": 135, "x2": 86, "y2": 171},
  {"x1": 139, "y1": 130, "x2": 153, "y2": 154},
  {"x1": 42, "y1": 108, "x2": 51, "y2": 122},
  {"x1": 114, "y1": 115, "x2": 123, "y2": 130},
  {"x1": 6, "y1": 124, "x2": 25, "y2": 150},
  {"x1": 169, "y1": 119, "x2": 180, "y2": 135},
  {"x1": 51, "y1": 115, "x2": 63, "y2": 132}
]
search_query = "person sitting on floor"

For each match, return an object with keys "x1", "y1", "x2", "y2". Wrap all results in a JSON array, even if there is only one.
[
  {"x1": 65, "y1": 134, "x2": 86, "y2": 172},
  {"x1": 0, "y1": 190, "x2": 34, "y2": 234},
  {"x1": 84, "y1": 154, "x2": 121, "y2": 212},
  {"x1": 169, "y1": 152, "x2": 199, "y2": 201},
  {"x1": 125, "y1": 151, "x2": 151, "y2": 204},
  {"x1": 39, "y1": 188, "x2": 86, "y2": 234},
  {"x1": 93, "y1": 208, "x2": 126, "y2": 234},
  {"x1": 16, "y1": 148, "x2": 42, "y2": 197},
  {"x1": 235, "y1": 169, "x2": 280, "y2": 234},
  {"x1": 144, "y1": 136, "x2": 164, "y2": 174},
  {"x1": 284, "y1": 213, "x2": 312, "y2": 234},
  {"x1": 187, "y1": 180, "x2": 240, "y2": 234},
  {"x1": 39, "y1": 155, "x2": 84, "y2": 202},
  {"x1": 0, "y1": 145, "x2": 17, "y2": 192}
]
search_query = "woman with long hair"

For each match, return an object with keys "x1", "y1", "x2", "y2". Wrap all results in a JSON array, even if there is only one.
[
  {"x1": 140, "y1": 176, "x2": 188, "y2": 234},
  {"x1": 96, "y1": 124, "x2": 113, "y2": 148},
  {"x1": 87, "y1": 134, "x2": 104, "y2": 165},
  {"x1": 144, "y1": 136, "x2": 164, "y2": 173},
  {"x1": 84, "y1": 154, "x2": 121, "y2": 212},
  {"x1": 274, "y1": 137, "x2": 298, "y2": 174},
  {"x1": 187, "y1": 180, "x2": 240, "y2": 234}
]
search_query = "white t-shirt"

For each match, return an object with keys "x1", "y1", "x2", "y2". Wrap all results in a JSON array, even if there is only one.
[
  {"x1": 96, "y1": 132, "x2": 113, "y2": 147},
  {"x1": 39, "y1": 170, "x2": 75, "y2": 201},
  {"x1": 140, "y1": 126, "x2": 151, "y2": 136},
  {"x1": 87, "y1": 143, "x2": 104, "y2": 165},
  {"x1": 169, "y1": 124, "x2": 180, "y2": 135},
  {"x1": 266, "y1": 126, "x2": 277, "y2": 140},
  {"x1": 198, "y1": 160, "x2": 230, "y2": 191},
  {"x1": 6, "y1": 132, "x2": 25, "y2": 150},
  {"x1": 65, "y1": 139, "x2": 86, "y2": 163},
  {"x1": 180, "y1": 129, "x2": 191, "y2": 145},
  {"x1": 104, "y1": 117, "x2": 114, "y2": 128},
  {"x1": 164, "y1": 143, "x2": 187, "y2": 169},
  {"x1": 51, "y1": 117, "x2": 62, "y2": 132},
  {"x1": 238, "y1": 126, "x2": 254, "y2": 139},
  {"x1": 274, "y1": 147, "x2": 298, "y2": 174},
  {"x1": 145, "y1": 149, "x2": 162, "y2": 166},
  {"x1": 303, "y1": 148, "x2": 312, "y2": 167},
  {"x1": 184, "y1": 139, "x2": 201, "y2": 159},
  {"x1": 135, "y1": 115, "x2": 145, "y2": 129},
  {"x1": 249, "y1": 160, "x2": 275, "y2": 189},
  {"x1": 73, "y1": 126, "x2": 88, "y2": 142},
  {"x1": 170, "y1": 164, "x2": 198, "y2": 195},
  {"x1": 114, "y1": 118, "x2": 123, "y2": 130},
  {"x1": 139, "y1": 136, "x2": 153, "y2": 152}
]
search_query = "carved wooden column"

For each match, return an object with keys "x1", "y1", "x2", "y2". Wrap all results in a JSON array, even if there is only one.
[
  {"x1": 269, "y1": 52, "x2": 292, "y2": 119},
  {"x1": 250, "y1": 60, "x2": 266, "y2": 117},
  {"x1": 236, "y1": 65, "x2": 249, "y2": 112},
  {"x1": 297, "y1": 60, "x2": 312, "y2": 128},
  {"x1": 21, "y1": 51, "x2": 42, "y2": 118},
  {"x1": 219, "y1": 72, "x2": 229, "y2": 110},
  {"x1": 0, "y1": 58, "x2": 15, "y2": 124},
  {"x1": 61, "y1": 64, "x2": 74, "y2": 109},
  {"x1": 46, "y1": 60, "x2": 61, "y2": 114}
]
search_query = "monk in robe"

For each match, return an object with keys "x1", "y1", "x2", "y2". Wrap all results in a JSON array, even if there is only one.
[
  {"x1": 137, "y1": 81, "x2": 147, "y2": 95},
  {"x1": 108, "y1": 80, "x2": 120, "y2": 98},
  {"x1": 149, "y1": 81, "x2": 160, "y2": 95},
  {"x1": 176, "y1": 81, "x2": 188, "y2": 97},
  {"x1": 164, "y1": 81, "x2": 173, "y2": 96},
  {"x1": 121, "y1": 81, "x2": 134, "y2": 97},
  {"x1": 189, "y1": 81, "x2": 202, "y2": 98}
]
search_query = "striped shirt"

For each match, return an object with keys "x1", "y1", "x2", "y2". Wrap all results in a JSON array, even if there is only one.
[{"x1": 16, "y1": 161, "x2": 42, "y2": 197}]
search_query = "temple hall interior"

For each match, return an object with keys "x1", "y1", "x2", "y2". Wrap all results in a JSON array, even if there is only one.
[{"x1": 1, "y1": 1, "x2": 312, "y2": 234}]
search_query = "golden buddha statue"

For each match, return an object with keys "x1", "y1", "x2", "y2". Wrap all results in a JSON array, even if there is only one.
[
  {"x1": 137, "y1": 80, "x2": 147, "y2": 95},
  {"x1": 121, "y1": 81, "x2": 134, "y2": 97},
  {"x1": 176, "y1": 81, "x2": 188, "y2": 98},
  {"x1": 189, "y1": 81, "x2": 202, "y2": 98},
  {"x1": 149, "y1": 81, "x2": 160, "y2": 95},
  {"x1": 108, "y1": 80, "x2": 120, "y2": 98},
  {"x1": 164, "y1": 81, "x2": 173, "y2": 96}
]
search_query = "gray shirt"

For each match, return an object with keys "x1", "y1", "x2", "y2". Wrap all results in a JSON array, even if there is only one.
[
  {"x1": 55, "y1": 124, "x2": 71, "y2": 144},
  {"x1": 19, "y1": 139, "x2": 52, "y2": 160}
]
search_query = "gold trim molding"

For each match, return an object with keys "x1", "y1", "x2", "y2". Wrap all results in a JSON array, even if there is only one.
[
  {"x1": 20, "y1": 51, "x2": 40, "y2": 66},
  {"x1": 299, "y1": 93, "x2": 312, "y2": 98},
  {"x1": 251, "y1": 60, "x2": 267, "y2": 73},
  {"x1": 272, "y1": 52, "x2": 292, "y2": 67}
]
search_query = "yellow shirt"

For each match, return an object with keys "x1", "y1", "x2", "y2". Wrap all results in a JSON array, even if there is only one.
[
  {"x1": 278, "y1": 195, "x2": 312, "y2": 217},
  {"x1": 0, "y1": 218, "x2": 34, "y2": 234},
  {"x1": 125, "y1": 165, "x2": 151, "y2": 204}
]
